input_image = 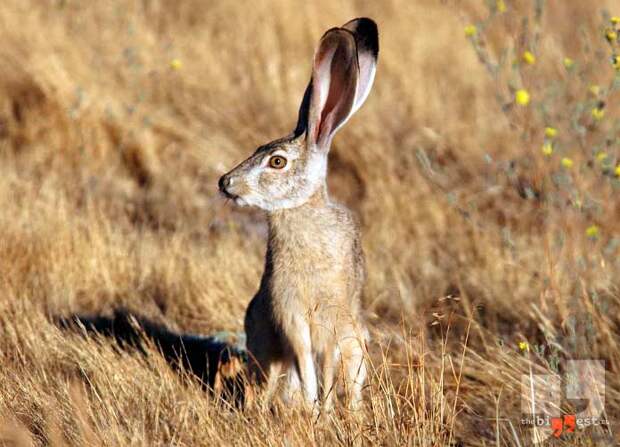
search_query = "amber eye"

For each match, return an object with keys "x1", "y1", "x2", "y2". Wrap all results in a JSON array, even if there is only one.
[{"x1": 268, "y1": 155, "x2": 287, "y2": 169}]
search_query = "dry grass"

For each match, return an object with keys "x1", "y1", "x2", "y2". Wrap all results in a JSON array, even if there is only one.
[{"x1": 0, "y1": 0, "x2": 619, "y2": 445}]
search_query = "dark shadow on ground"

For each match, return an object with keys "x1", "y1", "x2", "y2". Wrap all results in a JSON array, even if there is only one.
[{"x1": 56, "y1": 309, "x2": 250, "y2": 406}]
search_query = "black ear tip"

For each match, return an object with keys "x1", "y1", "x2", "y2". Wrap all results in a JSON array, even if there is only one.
[{"x1": 344, "y1": 17, "x2": 379, "y2": 57}]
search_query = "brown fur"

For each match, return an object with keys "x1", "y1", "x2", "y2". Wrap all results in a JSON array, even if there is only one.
[
  {"x1": 219, "y1": 18, "x2": 378, "y2": 410},
  {"x1": 244, "y1": 185, "x2": 367, "y2": 408}
]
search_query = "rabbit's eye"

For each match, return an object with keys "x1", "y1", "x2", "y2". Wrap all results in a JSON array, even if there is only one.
[{"x1": 268, "y1": 155, "x2": 287, "y2": 169}]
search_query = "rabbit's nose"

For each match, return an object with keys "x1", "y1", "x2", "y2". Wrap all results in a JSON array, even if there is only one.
[{"x1": 218, "y1": 175, "x2": 232, "y2": 192}]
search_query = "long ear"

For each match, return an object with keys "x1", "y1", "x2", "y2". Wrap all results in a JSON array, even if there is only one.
[
  {"x1": 294, "y1": 19, "x2": 379, "y2": 147},
  {"x1": 342, "y1": 18, "x2": 379, "y2": 114},
  {"x1": 304, "y1": 28, "x2": 359, "y2": 149}
]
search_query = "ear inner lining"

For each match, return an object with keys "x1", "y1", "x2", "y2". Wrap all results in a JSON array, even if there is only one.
[
  {"x1": 310, "y1": 29, "x2": 358, "y2": 148},
  {"x1": 294, "y1": 19, "x2": 379, "y2": 147}
]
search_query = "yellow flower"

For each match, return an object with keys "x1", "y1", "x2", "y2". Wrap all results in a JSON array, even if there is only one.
[
  {"x1": 596, "y1": 152, "x2": 608, "y2": 162},
  {"x1": 606, "y1": 29, "x2": 618, "y2": 42},
  {"x1": 611, "y1": 16, "x2": 620, "y2": 25},
  {"x1": 561, "y1": 157, "x2": 574, "y2": 169},
  {"x1": 589, "y1": 84, "x2": 600, "y2": 96},
  {"x1": 592, "y1": 107, "x2": 605, "y2": 120},
  {"x1": 169, "y1": 58, "x2": 182, "y2": 70},
  {"x1": 544, "y1": 127, "x2": 557, "y2": 138},
  {"x1": 586, "y1": 225, "x2": 599, "y2": 238},
  {"x1": 518, "y1": 341, "x2": 529, "y2": 352},
  {"x1": 613, "y1": 55, "x2": 620, "y2": 70},
  {"x1": 615, "y1": 165, "x2": 620, "y2": 177},
  {"x1": 522, "y1": 50, "x2": 536, "y2": 65},
  {"x1": 542, "y1": 142, "x2": 553, "y2": 156},
  {"x1": 515, "y1": 89, "x2": 530, "y2": 106},
  {"x1": 496, "y1": 0, "x2": 506, "y2": 13},
  {"x1": 464, "y1": 25, "x2": 477, "y2": 37},
  {"x1": 563, "y1": 57, "x2": 574, "y2": 68}
]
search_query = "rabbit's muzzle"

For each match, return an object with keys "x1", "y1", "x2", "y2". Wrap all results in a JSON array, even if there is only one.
[
  {"x1": 218, "y1": 174, "x2": 235, "y2": 198},
  {"x1": 218, "y1": 173, "x2": 250, "y2": 206}
]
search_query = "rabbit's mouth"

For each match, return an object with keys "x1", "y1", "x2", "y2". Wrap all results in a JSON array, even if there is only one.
[
  {"x1": 220, "y1": 187, "x2": 248, "y2": 207},
  {"x1": 219, "y1": 174, "x2": 244, "y2": 203},
  {"x1": 233, "y1": 196, "x2": 248, "y2": 207},
  {"x1": 219, "y1": 187, "x2": 237, "y2": 200}
]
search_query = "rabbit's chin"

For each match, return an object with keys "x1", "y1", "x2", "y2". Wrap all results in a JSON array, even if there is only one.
[{"x1": 234, "y1": 197, "x2": 249, "y2": 207}]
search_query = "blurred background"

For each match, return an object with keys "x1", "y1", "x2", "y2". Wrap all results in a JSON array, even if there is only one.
[{"x1": 0, "y1": 0, "x2": 618, "y2": 445}]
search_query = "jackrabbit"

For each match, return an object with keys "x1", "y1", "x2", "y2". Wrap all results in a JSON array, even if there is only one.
[{"x1": 218, "y1": 17, "x2": 378, "y2": 410}]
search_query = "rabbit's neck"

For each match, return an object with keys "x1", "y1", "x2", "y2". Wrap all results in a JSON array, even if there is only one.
[
  {"x1": 265, "y1": 185, "x2": 342, "y2": 261},
  {"x1": 268, "y1": 184, "x2": 329, "y2": 218}
]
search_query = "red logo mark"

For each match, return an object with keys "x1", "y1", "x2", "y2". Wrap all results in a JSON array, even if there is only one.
[{"x1": 551, "y1": 414, "x2": 576, "y2": 438}]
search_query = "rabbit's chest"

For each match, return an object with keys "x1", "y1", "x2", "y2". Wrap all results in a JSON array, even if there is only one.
[
  {"x1": 269, "y1": 231, "x2": 352, "y2": 304},
  {"x1": 266, "y1": 203, "x2": 359, "y2": 311},
  {"x1": 277, "y1": 231, "x2": 342, "y2": 268}
]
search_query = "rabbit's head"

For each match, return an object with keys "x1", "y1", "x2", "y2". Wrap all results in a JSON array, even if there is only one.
[{"x1": 219, "y1": 18, "x2": 378, "y2": 211}]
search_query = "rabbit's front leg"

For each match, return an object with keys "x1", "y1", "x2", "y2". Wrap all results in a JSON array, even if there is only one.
[{"x1": 286, "y1": 316, "x2": 318, "y2": 408}]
